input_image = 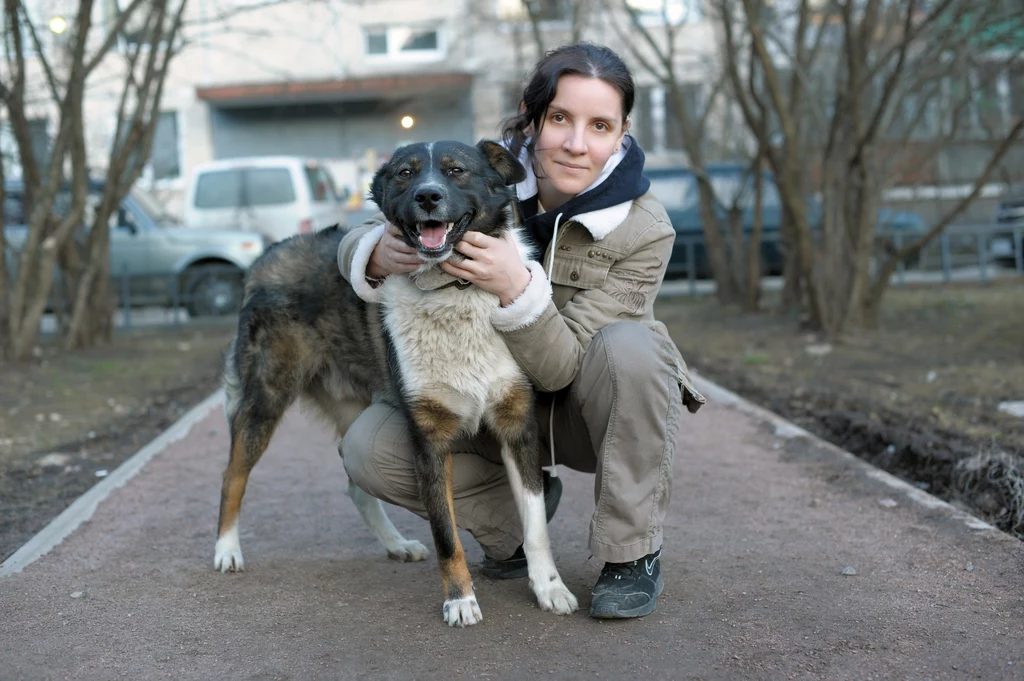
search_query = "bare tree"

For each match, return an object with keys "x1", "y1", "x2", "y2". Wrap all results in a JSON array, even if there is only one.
[
  {"x1": 719, "y1": 0, "x2": 1024, "y2": 336},
  {"x1": 599, "y1": 0, "x2": 766, "y2": 309},
  {"x1": 1, "y1": 0, "x2": 189, "y2": 361}
]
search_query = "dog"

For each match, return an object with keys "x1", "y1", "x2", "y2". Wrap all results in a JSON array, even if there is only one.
[{"x1": 213, "y1": 139, "x2": 578, "y2": 627}]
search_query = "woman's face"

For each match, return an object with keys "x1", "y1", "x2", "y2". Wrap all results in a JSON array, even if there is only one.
[{"x1": 533, "y1": 74, "x2": 628, "y2": 208}]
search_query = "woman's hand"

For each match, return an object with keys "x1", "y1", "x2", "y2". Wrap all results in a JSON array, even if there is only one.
[
  {"x1": 441, "y1": 232, "x2": 531, "y2": 307},
  {"x1": 367, "y1": 223, "x2": 421, "y2": 278}
]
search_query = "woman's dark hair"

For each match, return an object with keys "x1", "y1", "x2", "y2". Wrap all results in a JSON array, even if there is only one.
[{"x1": 500, "y1": 42, "x2": 636, "y2": 160}]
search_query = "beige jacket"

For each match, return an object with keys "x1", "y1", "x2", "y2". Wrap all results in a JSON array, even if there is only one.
[{"x1": 337, "y1": 191, "x2": 704, "y2": 414}]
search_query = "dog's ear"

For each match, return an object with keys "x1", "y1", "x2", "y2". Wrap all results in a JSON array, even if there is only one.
[
  {"x1": 369, "y1": 163, "x2": 388, "y2": 211},
  {"x1": 476, "y1": 140, "x2": 526, "y2": 186}
]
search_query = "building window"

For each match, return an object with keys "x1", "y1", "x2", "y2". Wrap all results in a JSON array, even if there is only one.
[
  {"x1": 105, "y1": 0, "x2": 180, "y2": 52},
  {"x1": 364, "y1": 25, "x2": 443, "y2": 61},
  {"x1": 497, "y1": 0, "x2": 572, "y2": 22},
  {"x1": 118, "y1": 111, "x2": 180, "y2": 183},
  {"x1": 150, "y1": 111, "x2": 180, "y2": 181},
  {"x1": 625, "y1": 0, "x2": 702, "y2": 25}
]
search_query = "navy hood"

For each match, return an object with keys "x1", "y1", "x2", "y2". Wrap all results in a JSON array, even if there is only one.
[{"x1": 519, "y1": 135, "x2": 650, "y2": 253}]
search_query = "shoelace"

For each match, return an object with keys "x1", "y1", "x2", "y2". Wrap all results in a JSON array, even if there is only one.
[{"x1": 600, "y1": 560, "x2": 640, "y2": 581}]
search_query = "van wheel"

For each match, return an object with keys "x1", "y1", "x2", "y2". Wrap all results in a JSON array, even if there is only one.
[{"x1": 184, "y1": 264, "x2": 243, "y2": 318}]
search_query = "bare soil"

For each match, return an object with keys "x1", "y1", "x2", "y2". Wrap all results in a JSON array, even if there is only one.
[
  {"x1": 0, "y1": 324, "x2": 236, "y2": 561},
  {"x1": 657, "y1": 279, "x2": 1024, "y2": 539},
  {"x1": 2, "y1": 280, "x2": 1022, "y2": 562}
]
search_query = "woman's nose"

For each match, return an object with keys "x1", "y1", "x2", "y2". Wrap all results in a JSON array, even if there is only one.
[{"x1": 562, "y1": 126, "x2": 587, "y2": 154}]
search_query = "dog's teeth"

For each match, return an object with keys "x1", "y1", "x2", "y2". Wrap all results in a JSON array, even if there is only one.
[{"x1": 445, "y1": 223, "x2": 453, "y2": 233}]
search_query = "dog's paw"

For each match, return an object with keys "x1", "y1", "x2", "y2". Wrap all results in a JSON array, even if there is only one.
[
  {"x1": 442, "y1": 595, "x2": 483, "y2": 627},
  {"x1": 532, "y1": 579, "x2": 578, "y2": 615},
  {"x1": 214, "y1": 534, "x2": 244, "y2": 573},
  {"x1": 386, "y1": 539, "x2": 429, "y2": 563}
]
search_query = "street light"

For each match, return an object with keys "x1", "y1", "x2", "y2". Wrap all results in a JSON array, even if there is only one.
[
  {"x1": 49, "y1": 16, "x2": 68, "y2": 35},
  {"x1": 400, "y1": 115, "x2": 415, "y2": 129}
]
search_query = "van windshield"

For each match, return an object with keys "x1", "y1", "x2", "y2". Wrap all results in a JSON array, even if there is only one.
[
  {"x1": 245, "y1": 168, "x2": 296, "y2": 206},
  {"x1": 193, "y1": 167, "x2": 296, "y2": 208}
]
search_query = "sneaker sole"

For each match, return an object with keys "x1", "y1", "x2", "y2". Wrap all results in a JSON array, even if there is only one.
[{"x1": 588, "y1": 574, "x2": 665, "y2": 619}]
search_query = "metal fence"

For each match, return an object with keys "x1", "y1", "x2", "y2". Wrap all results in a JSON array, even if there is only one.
[
  {"x1": 37, "y1": 224, "x2": 1023, "y2": 334},
  {"x1": 664, "y1": 222, "x2": 1023, "y2": 297},
  {"x1": 38, "y1": 263, "x2": 244, "y2": 336}
]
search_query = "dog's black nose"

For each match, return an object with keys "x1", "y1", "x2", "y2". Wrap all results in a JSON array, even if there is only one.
[{"x1": 414, "y1": 186, "x2": 444, "y2": 210}]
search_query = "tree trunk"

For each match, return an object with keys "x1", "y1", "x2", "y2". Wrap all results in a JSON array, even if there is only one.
[
  {"x1": 778, "y1": 202, "x2": 803, "y2": 312},
  {"x1": 746, "y1": 149, "x2": 764, "y2": 313}
]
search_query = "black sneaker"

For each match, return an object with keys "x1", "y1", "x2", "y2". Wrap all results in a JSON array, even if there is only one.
[
  {"x1": 480, "y1": 471, "x2": 562, "y2": 580},
  {"x1": 589, "y1": 548, "x2": 664, "y2": 619}
]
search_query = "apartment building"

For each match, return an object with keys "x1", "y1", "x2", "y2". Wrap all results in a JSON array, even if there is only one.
[{"x1": 32, "y1": 0, "x2": 713, "y2": 213}]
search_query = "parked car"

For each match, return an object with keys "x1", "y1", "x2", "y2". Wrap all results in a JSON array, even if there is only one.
[
  {"x1": 644, "y1": 164, "x2": 927, "y2": 278},
  {"x1": 3, "y1": 180, "x2": 266, "y2": 317},
  {"x1": 990, "y1": 186, "x2": 1024, "y2": 267},
  {"x1": 182, "y1": 156, "x2": 347, "y2": 243}
]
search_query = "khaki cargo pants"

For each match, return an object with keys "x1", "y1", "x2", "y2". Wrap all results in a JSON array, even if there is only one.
[{"x1": 341, "y1": 321, "x2": 684, "y2": 564}]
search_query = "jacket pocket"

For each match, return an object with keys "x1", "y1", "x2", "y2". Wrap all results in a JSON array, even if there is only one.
[{"x1": 549, "y1": 256, "x2": 611, "y2": 290}]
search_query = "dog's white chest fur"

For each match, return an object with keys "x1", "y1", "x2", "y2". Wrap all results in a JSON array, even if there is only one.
[{"x1": 381, "y1": 278, "x2": 522, "y2": 432}]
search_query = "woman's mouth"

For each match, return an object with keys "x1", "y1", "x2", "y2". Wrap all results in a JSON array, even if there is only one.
[{"x1": 556, "y1": 161, "x2": 588, "y2": 173}]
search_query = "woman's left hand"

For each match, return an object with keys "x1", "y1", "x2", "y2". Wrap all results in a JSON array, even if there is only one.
[{"x1": 440, "y1": 232, "x2": 531, "y2": 307}]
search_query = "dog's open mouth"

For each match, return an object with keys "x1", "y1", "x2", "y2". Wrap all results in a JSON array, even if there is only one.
[
  {"x1": 414, "y1": 214, "x2": 473, "y2": 255},
  {"x1": 417, "y1": 221, "x2": 453, "y2": 252}
]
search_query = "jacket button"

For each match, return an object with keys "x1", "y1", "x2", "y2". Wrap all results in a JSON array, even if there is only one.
[
  {"x1": 570, "y1": 270, "x2": 580, "y2": 281},
  {"x1": 559, "y1": 245, "x2": 571, "y2": 251},
  {"x1": 588, "y1": 249, "x2": 595, "y2": 257}
]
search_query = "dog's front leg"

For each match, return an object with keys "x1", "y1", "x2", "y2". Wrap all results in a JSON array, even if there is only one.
[
  {"x1": 408, "y1": 399, "x2": 482, "y2": 627},
  {"x1": 489, "y1": 388, "x2": 578, "y2": 615}
]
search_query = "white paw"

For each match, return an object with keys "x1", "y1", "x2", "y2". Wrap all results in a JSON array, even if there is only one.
[
  {"x1": 442, "y1": 595, "x2": 483, "y2": 627},
  {"x1": 214, "y1": 531, "x2": 244, "y2": 573},
  {"x1": 386, "y1": 539, "x2": 429, "y2": 563},
  {"x1": 532, "y1": 578, "x2": 578, "y2": 615}
]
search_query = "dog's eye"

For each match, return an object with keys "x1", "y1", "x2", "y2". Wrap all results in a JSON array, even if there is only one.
[
  {"x1": 447, "y1": 167, "x2": 465, "y2": 176},
  {"x1": 398, "y1": 169, "x2": 413, "y2": 178}
]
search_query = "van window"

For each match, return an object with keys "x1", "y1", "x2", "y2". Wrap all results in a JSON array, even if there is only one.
[
  {"x1": 304, "y1": 165, "x2": 337, "y2": 203},
  {"x1": 194, "y1": 169, "x2": 244, "y2": 209},
  {"x1": 245, "y1": 168, "x2": 296, "y2": 206}
]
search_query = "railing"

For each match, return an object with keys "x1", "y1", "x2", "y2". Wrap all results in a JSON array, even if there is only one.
[
  {"x1": 39, "y1": 263, "x2": 244, "y2": 335},
  {"x1": 663, "y1": 222, "x2": 1023, "y2": 296},
  {"x1": 36, "y1": 224, "x2": 1023, "y2": 332}
]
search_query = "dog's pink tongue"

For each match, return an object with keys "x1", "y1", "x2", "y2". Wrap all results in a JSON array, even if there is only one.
[{"x1": 419, "y1": 225, "x2": 446, "y2": 249}]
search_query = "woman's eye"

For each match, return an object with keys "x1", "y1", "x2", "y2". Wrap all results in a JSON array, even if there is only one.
[
  {"x1": 595, "y1": 122, "x2": 608, "y2": 131},
  {"x1": 551, "y1": 113, "x2": 566, "y2": 123},
  {"x1": 398, "y1": 169, "x2": 412, "y2": 177}
]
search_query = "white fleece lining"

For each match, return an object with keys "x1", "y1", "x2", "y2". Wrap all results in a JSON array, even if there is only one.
[
  {"x1": 572, "y1": 201, "x2": 634, "y2": 241},
  {"x1": 491, "y1": 260, "x2": 552, "y2": 332},
  {"x1": 349, "y1": 223, "x2": 387, "y2": 304}
]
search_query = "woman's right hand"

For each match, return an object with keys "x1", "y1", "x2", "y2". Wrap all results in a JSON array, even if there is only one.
[{"x1": 367, "y1": 223, "x2": 421, "y2": 278}]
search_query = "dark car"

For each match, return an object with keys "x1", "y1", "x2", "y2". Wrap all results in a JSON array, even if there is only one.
[
  {"x1": 645, "y1": 164, "x2": 927, "y2": 279},
  {"x1": 3, "y1": 180, "x2": 266, "y2": 317},
  {"x1": 990, "y1": 186, "x2": 1024, "y2": 268}
]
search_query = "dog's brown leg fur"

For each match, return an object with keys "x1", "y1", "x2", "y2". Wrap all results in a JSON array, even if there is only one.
[
  {"x1": 407, "y1": 397, "x2": 480, "y2": 625},
  {"x1": 440, "y1": 452, "x2": 473, "y2": 599}
]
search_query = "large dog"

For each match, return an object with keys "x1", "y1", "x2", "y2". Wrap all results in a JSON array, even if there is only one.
[{"x1": 214, "y1": 140, "x2": 578, "y2": 627}]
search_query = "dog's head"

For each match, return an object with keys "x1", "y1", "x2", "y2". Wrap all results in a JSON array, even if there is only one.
[{"x1": 369, "y1": 140, "x2": 526, "y2": 263}]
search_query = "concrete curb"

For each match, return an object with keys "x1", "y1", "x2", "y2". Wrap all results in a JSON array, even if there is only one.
[
  {"x1": 690, "y1": 372, "x2": 998, "y2": 534},
  {"x1": 0, "y1": 389, "x2": 225, "y2": 577}
]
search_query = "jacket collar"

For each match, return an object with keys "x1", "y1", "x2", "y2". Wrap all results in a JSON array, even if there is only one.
[{"x1": 571, "y1": 201, "x2": 634, "y2": 241}]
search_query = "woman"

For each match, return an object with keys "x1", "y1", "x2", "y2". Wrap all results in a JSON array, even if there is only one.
[{"x1": 337, "y1": 42, "x2": 704, "y2": 619}]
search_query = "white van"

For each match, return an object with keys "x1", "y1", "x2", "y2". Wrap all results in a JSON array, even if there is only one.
[{"x1": 183, "y1": 156, "x2": 348, "y2": 243}]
